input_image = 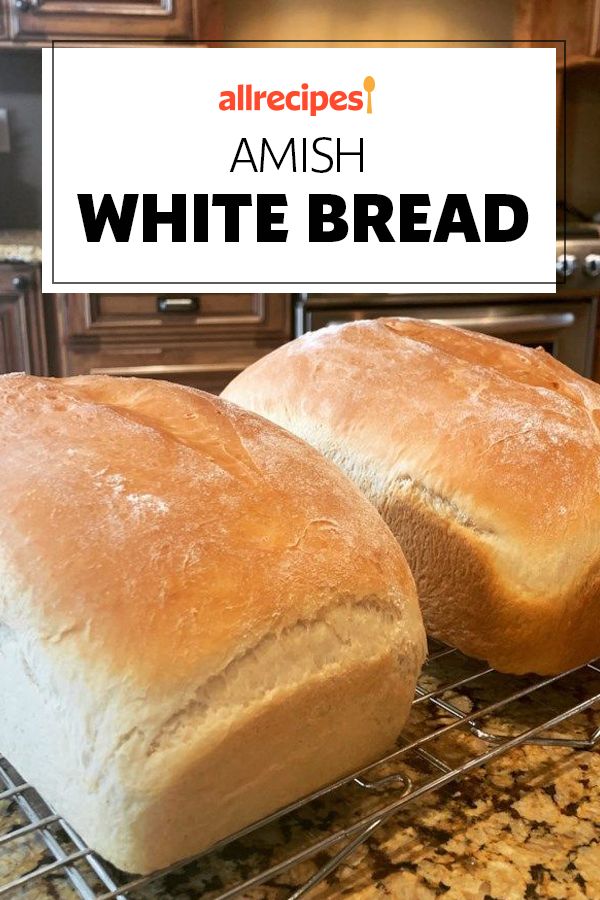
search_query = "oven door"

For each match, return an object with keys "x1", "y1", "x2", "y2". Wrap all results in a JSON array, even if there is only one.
[{"x1": 297, "y1": 300, "x2": 598, "y2": 377}]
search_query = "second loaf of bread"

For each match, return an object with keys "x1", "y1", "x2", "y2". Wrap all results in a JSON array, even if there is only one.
[{"x1": 223, "y1": 317, "x2": 600, "y2": 675}]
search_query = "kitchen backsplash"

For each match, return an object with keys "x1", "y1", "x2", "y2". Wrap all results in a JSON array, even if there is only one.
[
  {"x1": 565, "y1": 66, "x2": 600, "y2": 219},
  {"x1": 0, "y1": 51, "x2": 42, "y2": 230}
]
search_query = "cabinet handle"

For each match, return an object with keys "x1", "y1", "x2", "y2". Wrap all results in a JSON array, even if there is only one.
[
  {"x1": 11, "y1": 275, "x2": 29, "y2": 291},
  {"x1": 14, "y1": 0, "x2": 35, "y2": 11},
  {"x1": 157, "y1": 297, "x2": 199, "y2": 313}
]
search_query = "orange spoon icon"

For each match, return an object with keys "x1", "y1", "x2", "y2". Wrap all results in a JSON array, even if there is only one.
[{"x1": 363, "y1": 75, "x2": 375, "y2": 114}]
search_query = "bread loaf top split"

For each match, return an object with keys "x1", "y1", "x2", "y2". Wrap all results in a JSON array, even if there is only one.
[
  {"x1": 1, "y1": 373, "x2": 419, "y2": 676},
  {"x1": 223, "y1": 318, "x2": 600, "y2": 673}
]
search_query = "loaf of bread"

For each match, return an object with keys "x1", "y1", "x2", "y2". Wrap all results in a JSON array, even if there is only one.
[
  {"x1": 223, "y1": 317, "x2": 600, "y2": 675},
  {"x1": 0, "y1": 373, "x2": 425, "y2": 874}
]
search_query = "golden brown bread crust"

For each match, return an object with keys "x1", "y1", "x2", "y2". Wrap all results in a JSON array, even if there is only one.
[
  {"x1": 222, "y1": 317, "x2": 600, "y2": 675},
  {"x1": 0, "y1": 373, "x2": 426, "y2": 873}
]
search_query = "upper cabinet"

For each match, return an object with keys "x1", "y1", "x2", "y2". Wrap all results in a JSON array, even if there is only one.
[
  {"x1": 1, "y1": 0, "x2": 222, "y2": 44},
  {"x1": 514, "y1": 0, "x2": 600, "y2": 65}
]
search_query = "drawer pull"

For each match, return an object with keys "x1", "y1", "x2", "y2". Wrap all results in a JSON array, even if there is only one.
[
  {"x1": 157, "y1": 298, "x2": 199, "y2": 314},
  {"x1": 11, "y1": 275, "x2": 29, "y2": 291}
]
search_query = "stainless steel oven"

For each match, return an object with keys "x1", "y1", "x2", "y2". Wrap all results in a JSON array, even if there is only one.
[
  {"x1": 295, "y1": 297, "x2": 598, "y2": 376},
  {"x1": 295, "y1": 227, "x2": 600, "y2": 378}
]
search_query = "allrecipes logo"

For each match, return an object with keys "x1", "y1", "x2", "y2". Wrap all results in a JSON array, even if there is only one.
[{"x1": 219, "y1": 75, "x2": 376, "y2": 116}]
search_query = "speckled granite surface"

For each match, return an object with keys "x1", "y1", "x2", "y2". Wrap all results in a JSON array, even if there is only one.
[
  {"x1": 1, "y1": 661, "x2": 598, "y2": 900},
  {"x1": 0, "y1": 230, "x2": 42, "y2": 264}
]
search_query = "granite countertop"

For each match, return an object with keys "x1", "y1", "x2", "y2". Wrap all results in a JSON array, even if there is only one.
[
  {"x1": 1, "y1": 662, "x2": 599, "y2": 900},
  {"x1": 0, "y1": 230, "x2": 42, "y2": 264}
]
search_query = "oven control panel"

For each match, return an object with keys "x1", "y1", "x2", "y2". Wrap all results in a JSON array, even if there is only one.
[{"x1": 556, "y1": 228, "x2": 600, "y2": 290}]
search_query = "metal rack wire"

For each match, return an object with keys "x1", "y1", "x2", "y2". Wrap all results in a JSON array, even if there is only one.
[{"x1": 1, "y1": 641, "x2": 599, "y2": 899}]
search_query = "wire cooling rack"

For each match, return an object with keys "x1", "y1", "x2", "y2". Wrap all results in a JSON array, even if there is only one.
[{"x1": 1, "y1": 641, "x2": 599, "y2": 899}]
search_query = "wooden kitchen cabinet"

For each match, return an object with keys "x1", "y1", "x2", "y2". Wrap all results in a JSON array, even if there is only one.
[
  {"x1": 514, "y1": 0, "x2": 600, "y2": 64},
  {"x1": 2, "y1": 0, "x2": 221, "y2": 45},
  {"x1": 0, "y1": 264, "x2": 48, "y2": 376},
  {"x1": 45, "y1": 294, "x2": 292, "y2": 394}
]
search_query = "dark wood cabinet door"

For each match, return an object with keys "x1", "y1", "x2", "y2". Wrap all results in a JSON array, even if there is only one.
[
  {"x1": 592, "y1": 0, "x2": 600, "y2": 55},
  {"x1": 46, "y1": 294, "x2": 292, "y2": 394},
  {"x1": 0, "y1": 265, "x2": 48, "y2": 376},
  {"x1": 10, "y1": 0, "x2": 197, "y2": 42},
  {"x1": 515, "y1": 0, "x2": 600, "y2": 60}
]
